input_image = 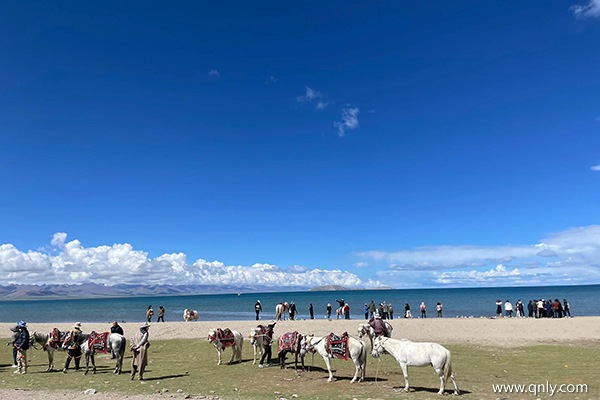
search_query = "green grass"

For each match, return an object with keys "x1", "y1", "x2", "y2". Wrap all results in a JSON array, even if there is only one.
[{"x1": 1, "y1": 338, "x2": 598, "y2": 399}]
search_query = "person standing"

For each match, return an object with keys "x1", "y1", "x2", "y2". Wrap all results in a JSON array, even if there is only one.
[
  {"x1": 436, "y1": 302, "x2": 443, "y2": 318},
  {"x1": 343, "y1": 303, "x2": 350, "y2": 319},
  {"x1": 563, "y1": 299, "x2": 571, "y2": 317},
  {"x1": 404, "y1": 303, "x2": 412, "y2": 318},
  {"x1": 157, "y1": 306, "x2": 165, "y2": 322},
  {"x1": 14, "y1": 321, "x2": 29, "y2": 374},
  {"x1": 420, "y1": 302, "x2": 427, "y2": 318},
  {"x1": 364, "y1": 303, "x2": 369, "y2": 319},
  {"x1": 368, "y1": 300, "x2": 376, "y2": 319},
  {"x1": 326, "y1": 303, "x2": 332, "y2": 319},
  {"x1": 146, "y1": 305, "x2": 154, "y2": 323},
  {"x1": 496, "y1": 300, "x2": 502, "y2": 317},
  {"x1": 8, "y1": 324, "x2": 19, "y2": 368},
  {"x1": 110, "y1": 321, "x2": 124, "y2": 359},
  {"x1": 504, "y1": 300, "x2": 513, "y2": 317},
  {"x1": 258, "y1": 322, "x2": 275, "y2": 368},
  {"x1": 389, "y1": 303, "x2": 394, "y2": 319},
  {"x1": 255, "y1": 300, "x2": 262, "y2": 321},
  {"x1": 289, "y1": 302, "x2": 297, "y2": 320},
  {"x1": 130, "y1": 322, "x2": 150, "y2": 380},
  {"x1": 382, "y1": 302, "x2": 389, "y2": 319},
  {"x1": 309, "y1": 303, "x2": 314, "y2": 319},
  {"x1": 63, "y1": 322, "x2": 83, "y2": 373},
  {"x1": 527, "y1": 300, "x2": 534, "y2": 318}
]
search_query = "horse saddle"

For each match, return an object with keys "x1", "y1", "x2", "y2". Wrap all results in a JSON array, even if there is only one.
[
  {"x1": 278, "y1": 331, "x2": 300, "y2": 353},
  {"x1": 326, "y1": 332, "x2": 350, "y2": 360},
  {"x1": 88, "y1": 331, "x2": 110, "y2": 353},
  {"x1": 217, "y1": 328, "x2": 235, "y2": 349},
  {"x1": 49, "y1": 328, "x2": 66, "y2": 349}
]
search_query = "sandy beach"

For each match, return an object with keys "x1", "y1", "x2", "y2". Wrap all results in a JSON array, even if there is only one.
[{"x1": 3, "y1": 316, "x2": 599, "y2": 347}]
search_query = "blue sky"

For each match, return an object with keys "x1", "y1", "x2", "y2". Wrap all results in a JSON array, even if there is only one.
[{"x1": 1, "y1": 0, "x2": 600, "y2": 289}]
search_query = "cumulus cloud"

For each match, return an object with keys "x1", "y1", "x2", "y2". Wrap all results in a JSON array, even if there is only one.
[
  {"x1": 334, "y1": 105, "x2": 360, "y2": 137},
  {"x1": 0, "y1": 233, "x2": 382, "y2": 289},
  {"x1": 208, "y1": 69, "x2": 221, "y2": 78},
  {"x1": 591, "y1": 165, "x2": 600, "y2": 171},
  {"x1": 571, "y1": 0, "x2": 600, "y2": 18},
  {"x1": 361, "y1": 225, "x2": 600, "y2": 287}
]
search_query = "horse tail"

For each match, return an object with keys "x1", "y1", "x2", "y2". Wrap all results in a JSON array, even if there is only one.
[
  {"x1": 443, "y1": 348, "x2": 452, "y2": 385},
  {"x1": 120, "y1": 337, "x2": 126, "y2": 357}
]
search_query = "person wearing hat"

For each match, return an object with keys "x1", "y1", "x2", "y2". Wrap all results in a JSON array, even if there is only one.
[
  {"x1": 368, "y1": 313, "x2": 389, "y2": 338},
  {"x1": 14, "y1": 321, "x2": 30, "y2": 374},
  {"x1": 63, "y1": 322, "x2": 83, "y2": 373},
  {"x1": 130, "y1": 322, "x2": 150, "y2": 380},
  {"x1": 254, "y1": 300, "x2": 262, "y2": 321},
  {"x1": 288, "y1": 301, "x2": 297, "y2": 320},
  {"x1": 258, "y1": 321, "x2": 276, "y2": 368}
]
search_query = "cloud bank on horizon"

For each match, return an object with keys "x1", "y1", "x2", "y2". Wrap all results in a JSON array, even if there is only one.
[{"x1": 2, "y1": 226, "x2": 600, "y2": 289}]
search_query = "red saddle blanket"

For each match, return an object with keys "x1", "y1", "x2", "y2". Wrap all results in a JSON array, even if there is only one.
[
  {"x1": 49, "y1": 328, "x2": 67, "y2": 349},
  {"x1": 326, "y1": 332, "x2": 349, "y2": 361},
  {"x1": 278, "y1": 331, "x2": 301, "y2": 353},
  {"x1": 217, "y1": 328, "x2": 236, "y2": 349},
  {"x1": 88, "y1": 331, "x2": 110, "y2": 353}
]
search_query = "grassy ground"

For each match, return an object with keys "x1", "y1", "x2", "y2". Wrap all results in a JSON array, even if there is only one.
[{"x1": 1, "y1": 337, "x2": 598, "y2": 399}]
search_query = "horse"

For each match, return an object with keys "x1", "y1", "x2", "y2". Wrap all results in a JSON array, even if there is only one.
[
  {"x1": 357, "y1": 322, "x2": 394, "y2": 349},
  {"x1": 371, "y1": 336, "x2": 460, "y2": 395},
  {"x1": 299, "y1": 333, "x2": 366, "y2": 383},
  {"x1": 184, "y1": 309, "x2": 199, "y2": 321},
  {"x1": 249, "y1": 326, "x2": 265, "y2": 365},
  {"x1": 61, "y1": 331, "x2": 126, "y2": 375},
  {"x1": 207, "y1": 328, "x2": 243, "y2": 365},
  {"x1": 278, "y1": 331, "x2": 305, "y2": 370},
  {"x1": 30, "y1": 329, "x2": 68, "y2": 371},
  {"x1": 275, "y1": 302, "x2": 289, "y2": 321}
]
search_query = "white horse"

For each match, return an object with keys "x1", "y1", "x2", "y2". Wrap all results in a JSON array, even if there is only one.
[
  {"x1": 30, "y1": 330, "x2": 67, "y2": 371},
  {"x1": 371, "y1": 336, "x2": 460, "y2": 395},
  {"x1": 249, "y1": 326, "x2": 265, "y2": 365},
  {"x1": 183, "y1": 309, "x2": 199, "y2": 321},
  {"x1": 275, "y1": 302, "x2": 289, "y2": 321},
  {"x1": 299, "y1": 334, "x2": 367, "y2": 383},
  {"x1": 62, "y1": 332, "x2": 126, "y2": 375},
  {"x1": 357, "y1": 322, "x2": 394, "y2": 349},
  {"x1": 207, "y1": 328, "x2": 244, "y2": 365}
]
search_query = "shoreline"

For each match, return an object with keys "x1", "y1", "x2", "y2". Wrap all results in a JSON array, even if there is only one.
[{"x1": 3, "y1": 316, "x2": 599, "y2": 347}]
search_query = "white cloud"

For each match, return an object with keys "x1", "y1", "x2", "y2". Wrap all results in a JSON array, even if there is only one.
[
  {"x1": 361, "y1": 225, "x2": 600, "y2": 287},
  {"x1": 571, "y1": 0, "x2": 600, "y2": 18},
  {"x1": 334, "y1": 106, "x2": 360, "y2": 137},
  {"x1": 0, "y1": 233, "x2": 382, "y2": 289},
  {"x1": 297, "y1": 86, "x2": 328, "y2": 109},
  {"x1": 208, "y1": 69, "x2": 221, "y2": 78},
  {"x1": 353, "y1": 262, "x2": 369, "y2": 268},
  {"x1": 591, "y1": 165, "x2": 600, "y2": 171}
]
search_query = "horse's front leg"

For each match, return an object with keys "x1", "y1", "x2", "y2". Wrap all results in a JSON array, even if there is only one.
[
  {"x1": 216, "y1": 348, "x2": 222, "y2": 365},
  {"x1": 323, "y1": 357, "x2": 335, "y2": 382},
  {"x1": 400, "y1": 363, "x2": 410, "y2": 392},
  {"x1": 350, "y1": 357, "x2": 361, "y2": 383},
  {"x1": 84, "y1": 354, "x2": 90, "y2": 375},
  {"x1": 47, "y1": 349, "x2": 53, "y2": 372},
  {"x1": 253, "y1": 344, "x2": 257, "y2": 365}
]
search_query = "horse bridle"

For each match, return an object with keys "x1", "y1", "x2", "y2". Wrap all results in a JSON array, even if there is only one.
[{"x1": 372, "y1": 336, "x2": 387, "y2": 357}]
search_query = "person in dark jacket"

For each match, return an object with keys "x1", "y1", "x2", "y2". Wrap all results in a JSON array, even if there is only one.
[
  {"x1": 255, "y1": 300, "x2": 262, "y2": 321},
  {"x1": 258, "y1": 322, "x2": 276, "y2": 368},
  {"x1": 14, "y1": 321, "x2": 30, "y2": 374},
  {"x1": 309, "y1": 303, "x2": 314, "y2": 319},
  {"x1": 63, "y1": 322, "x2": 83, "y2": 373},
  {"x1": 110, "y1": 321, "x2": 124, "y2": 359},
  {"x1": 368, "y1": 314, "x2": 388, "y2": 337}
]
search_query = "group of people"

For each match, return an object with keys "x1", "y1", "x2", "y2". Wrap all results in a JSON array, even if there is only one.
[
  {"x1": 146, "y1": 305, "x2": 166, "y2": 323},
  {"x1": 495, "y1": 298, "x2": 572, "y2": 318},
  {"x1": 362, "y1": 300, "x2": 443, "y2": 319},
  {"x1": 7, "y1": 320, "x2": 152, "y2": 380}
]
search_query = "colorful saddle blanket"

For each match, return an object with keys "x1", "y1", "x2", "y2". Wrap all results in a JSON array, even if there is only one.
[
  {"x1": 278, "y1": 331, "x2": 301, "y2": 353},
  {"x1": 48, "y1": 328, "x2": 67, "y2": 349},
  {"x1": 88, "y1": 331, "x2": 110, "y2": 353},
  {"x1": 217, "y1": 328, "x2": 236, "y2": 350},
  {"x1": 256, "y1": 325, "x2": 270, "y2": 346},
  {"x1": 326, "y1": 332, "x2": 349, "y2": 361}
]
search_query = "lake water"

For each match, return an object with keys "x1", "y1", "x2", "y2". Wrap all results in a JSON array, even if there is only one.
[{"x1": 1, "y1": 284, "x2": 597, "y2": 323}]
